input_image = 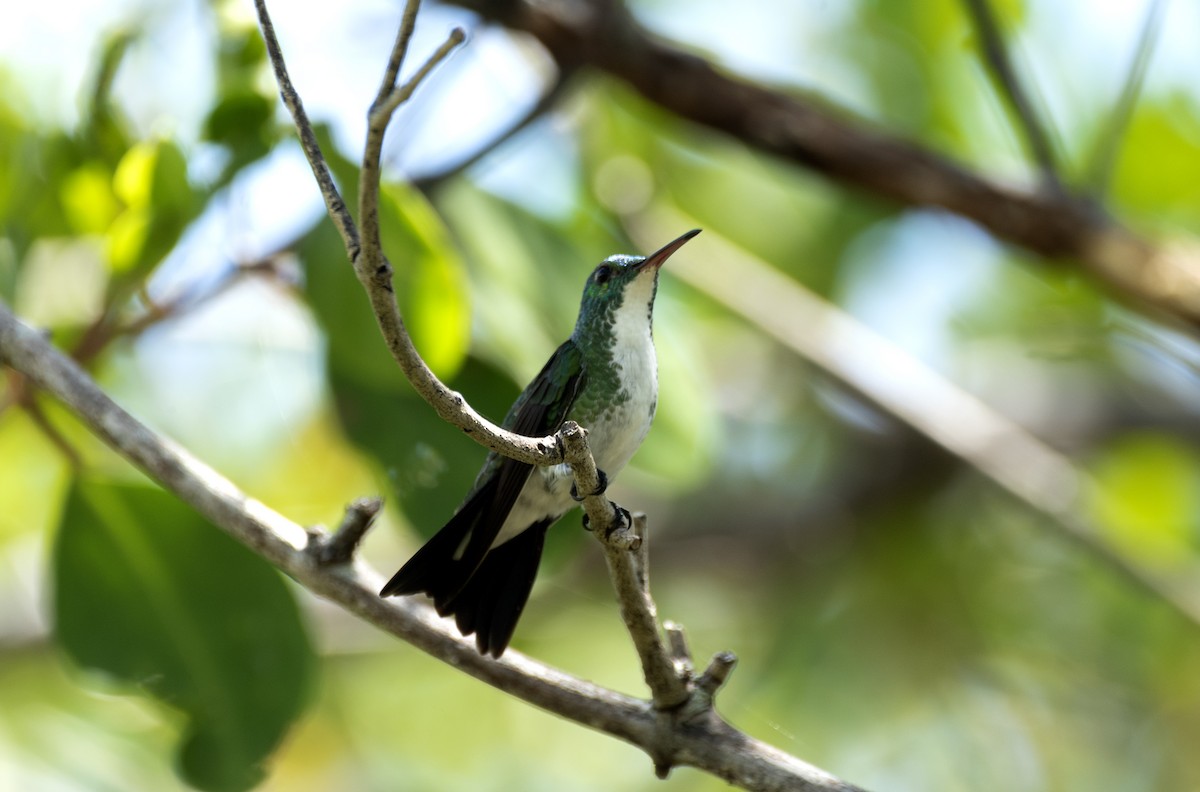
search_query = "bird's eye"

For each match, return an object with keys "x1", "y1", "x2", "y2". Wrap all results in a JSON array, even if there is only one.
[{"x1": 594, "y1": 265, "x2": 613, "y2": 285}]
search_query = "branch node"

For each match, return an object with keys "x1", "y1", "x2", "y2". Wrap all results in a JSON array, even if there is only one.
[
  {"x1": 312, "y1": 496, "x2": 384, "y2": 565},
  {"x1": 697, "y1": 651, "x2": 738, "y2": 698},
  {"x1": 605, "y1": 509, "x2": 641, "y2": 550},
  {"x1": 664, "y1": 621, "x2": 694, "y2": 677}
]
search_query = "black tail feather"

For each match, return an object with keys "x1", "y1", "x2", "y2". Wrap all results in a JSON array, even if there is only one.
[
  {"x1": 379, "y1": 503, "x2": 476, "y2": 604},
  {"x1": 444, "y1": 520, "x2": 551, "y2": 658},
  {"x1": 379, "y1": 475, "x2": 506, "y2": 605}
]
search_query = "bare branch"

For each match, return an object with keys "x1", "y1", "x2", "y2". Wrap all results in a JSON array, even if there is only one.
[
  {"x1": 253, "y1": 1, "x2": 563, "y2": 467},
  {"x1": 361, "y1": 23, "x2": 465, "y2": 261},
  {"x1": 252, "y1": 0, "x2": 360, "y2": 259},
  {"x1": 446, "y1": 0, "x2": 1200, "y2": 330},
  {"x1": 0, "y1": 298, "x2": 867, "y2": 792},
  {"x1": 560, "y1": 424, "x2": 691, "y2": 709},
  {"x1": 373, "y1": 0, "x2": 421, "y2": 107},
  {"x1": 960, "y1": 0, "x2": 1062, "y2": 188},
  {"x1": 415, "y1": 67, "x2": 577, "y2": 192}
]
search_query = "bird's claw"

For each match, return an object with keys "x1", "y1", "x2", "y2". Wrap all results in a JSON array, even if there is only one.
[
  {"x1": 611, "y1": 506, "x2": 633, "y2": 536},
  {"x1": 581, "y1": 505, "x2": 632, "y2": 536},
  {"x1": 570, "y1": 469, "x2": 609, "y2": 502}
]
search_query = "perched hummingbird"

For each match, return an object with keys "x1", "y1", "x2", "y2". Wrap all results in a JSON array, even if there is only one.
[{"x1": 381, "y1": 229, "x2": 700, "y2": 657}]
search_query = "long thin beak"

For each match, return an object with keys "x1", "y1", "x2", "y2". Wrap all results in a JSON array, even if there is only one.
[{"x1": 643, "y1": 229, "x2": 701, "y2": 270}]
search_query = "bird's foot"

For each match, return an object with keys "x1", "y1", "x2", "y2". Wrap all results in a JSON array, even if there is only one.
[
  {"x1": 570, "y1": 469, "x2": 609, "y2": 502},
  {"x1": 582, "y1": 505, "x2": 632, "y2": 536}
]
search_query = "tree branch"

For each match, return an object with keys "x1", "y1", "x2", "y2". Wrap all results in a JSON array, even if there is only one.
[
  {"x1": 414, "y1": 66, "x2": 577, "y2": 192},
  {"x1": 960, "y1": 0, "x2": 1062, "y2": 188},
  {"x1": 0, "y1": 298, "x2": 866, "y2": 792},
  {"x1": 311, "y1": 496, "x2": 383, "y2": 566},
  {"x1": 448, "y1": 0, "x2": 1200, "y2": 329},
  {"x1": 560, "y1": 422, "x2": 691, "y2": 711},
  {"x1": 252, "y1": 0, "x2": 563, "y2": 467},
  {"x1": 254, "y1": 0, "x2": 359, "y2": 260}
]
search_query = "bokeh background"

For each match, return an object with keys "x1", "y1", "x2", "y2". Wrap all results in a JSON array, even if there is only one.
[{"x1": 3, "y1": 0, "x2": 1200, "y2": 790}]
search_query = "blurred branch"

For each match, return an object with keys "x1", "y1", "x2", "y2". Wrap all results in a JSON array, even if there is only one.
[
  {"x1": 449, "y1": 0, "x2": 1200, "y2": 329},
  {"x1": 1085, "y1": 0, "x2": 1166, "y2": 197},
  {"x1": 254, "y1": 0, "x2": 564, "y2": 467},
  {"x1": 14, "y1": 379, "x2": 82, "y2": 468},
  {"x1": 960, "y1": 0, "x2": 1061, "y2": 189},
  {"x1": 0, "y1": 298, "x2": 866, "y2": 792},
  {"x1": 71, "y1": 258, "x2": 263, "y2": 366},
  {"x1": 86, "y1": 30, "x2": 136, "y2": 133},
  {"x1": 414, "y1": 67, "x2": 577, "y2": 192},
  {"x1": 643, "y1": 212, "x2": 1200, "y2": 630}
]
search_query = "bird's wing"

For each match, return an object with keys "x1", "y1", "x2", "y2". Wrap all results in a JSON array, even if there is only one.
[
  {"x1": 491, "y1": 336, "x2": 588, "y2": 494},
  {"x1": 380, "y1": 339, "x2": 586, "y2": 604}
]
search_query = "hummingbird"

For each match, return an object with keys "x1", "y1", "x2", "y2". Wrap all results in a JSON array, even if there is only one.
[{"x1": 381, "y1": 229, "x2": 700, "y2": 658}]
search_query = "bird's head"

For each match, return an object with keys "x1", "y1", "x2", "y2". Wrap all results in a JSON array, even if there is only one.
[{"x1": 575, "y1": 229, "x2": 700, "y2": 335}]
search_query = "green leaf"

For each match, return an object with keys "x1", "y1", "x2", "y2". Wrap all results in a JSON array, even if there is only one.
[
  {"x1": 107, "y1": 139, "x2": 201, "y2": 277},
  {"x1": 1087, "y1": 433, "x2": 1200, "y2": 568},
  {"x1": 382, "y1": 182, "x2": 471, "y2": 376},
  {"x1": 1110, "y1": 95, "x2": 1200, "y2": 229},
  {"x1": 53, "y1": 481, "x2": 316, "y2": 792}
]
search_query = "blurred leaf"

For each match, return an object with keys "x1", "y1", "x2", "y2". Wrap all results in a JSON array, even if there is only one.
[
  {"x1": 1087, "y1": 433, "x2": 1200, "y2": 567},
  {"x1": 382, "y1": 181, "x2": 471, "y2": 376},
  {"x1": 107, "y1": 139, "x2": 201, "y2": 277},
  {"x1": 953, "y1": 262, "x2": 1109, "y2": 361},
  {"x1": 203, "y1": 25, "x2": 275, "y2": 185},
  {"x1": 298, "y1": 221, "x2": 403, "y2": 390},
  {"x1": 1111, "y1": 94, "x2": 1200, "y2": 230},
  {"x1": 13, "y1": 237, "x2": 108, "y2": 329},
  {"x1": 80, "y1": 29, "x2": 137, "y2": 164},
  {"x1": 113, "y1": 141, "x2": 157, "y2": 208},
  {"x1": 60, "y1": 162, "x2": 120, "y2": 234},
  {"x1": 203, "y1": 92, "x2": 272, "y2": 163},
  {"x1": 438, "y1": 180, "x2": 582, "y2": 374},
  {"x1": 331, "y1": 356, "x2": 519, "y2": 534},
  {"x1": 54, "y1": 481, "x2": 316, "y2": 792},
  {"x1": 0, "y1": 105, "x2": 80, "y2": 260},
  {"x1": 0, "y1": 410, "x2": 70, "y2": 542}
]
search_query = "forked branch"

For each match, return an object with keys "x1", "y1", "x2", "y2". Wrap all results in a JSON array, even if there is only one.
[{"x1": 252, "y1": 0, "x2": 558, "y2": 467}]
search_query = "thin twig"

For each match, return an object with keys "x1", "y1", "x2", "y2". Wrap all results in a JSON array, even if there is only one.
[
  {"x1": 960, "y1": 0, "x2": 1061, "y2": 189},
  {"x1": 253, "y1": 2, "x2": 561, "y2": 467},
  {"x1": 0, "y1": 298, "x2": 866, "y2": 792},
  {"x1": 361, "y1": 24, "x2": 465, "y2": 267},
  {"x1": 373, "y1": 0, "x2": 422, "y2": 107},
  {"x1": 253, "y1": 0, "x2": 360, "y2": 259},
  {"x1": 414, "y1": 68, "x2": 576, "y2": 192},
  {"x1": 1086, "y1": 0, "x2": 1167, "y2": 198},
  {"x1": 22, "y1": 388, "x2": 82, "y2": 469}
]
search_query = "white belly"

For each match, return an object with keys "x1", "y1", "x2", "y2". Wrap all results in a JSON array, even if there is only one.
[{"x1": 491, "y1": 320, "x2": 658, "y2": 548}]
